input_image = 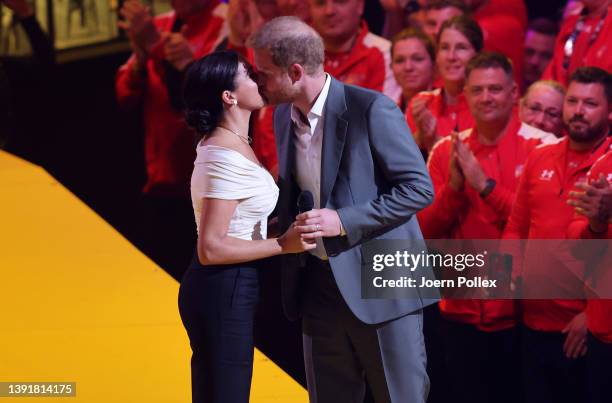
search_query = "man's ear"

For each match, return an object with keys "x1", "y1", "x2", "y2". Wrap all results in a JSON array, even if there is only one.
[{"x1": 288, "y1": 63, "x2": 305, "y2": 84}]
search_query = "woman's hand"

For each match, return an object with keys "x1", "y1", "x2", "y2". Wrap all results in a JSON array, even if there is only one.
[{"x1": 278, "y1": 223, "x2": 317, "y2": 254}]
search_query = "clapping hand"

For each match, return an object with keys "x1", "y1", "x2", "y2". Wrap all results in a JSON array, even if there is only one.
[
  {"x1": 412, "y1": 97, "x2": 438, "y2": 151},
  {"x1": 118, "y1": 0, "x2": 159, "y2": 54},
  {"x1": 162, "y1": 27, "x2": 194, "y2": 71},
  {"x1": 568, "y1": 173, "x2": 612, "y2": 232},
  {"x1": 454, "y1": 136, "x2": 487, "y2": 193}
]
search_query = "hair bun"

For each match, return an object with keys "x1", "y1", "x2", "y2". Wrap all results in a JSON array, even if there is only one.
[{"x1": 185, "y1": 108, "x2": 217, "y2": 135}]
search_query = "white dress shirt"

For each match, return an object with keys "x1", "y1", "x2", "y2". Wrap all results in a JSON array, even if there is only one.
[{"x1": 292, "y1": 74, "x2": 332, "y2": 259}]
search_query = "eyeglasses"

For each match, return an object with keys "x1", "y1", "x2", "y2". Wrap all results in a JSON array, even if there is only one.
[{"x1": 523, "y1": 103, "x2": 562, "y2": 121}]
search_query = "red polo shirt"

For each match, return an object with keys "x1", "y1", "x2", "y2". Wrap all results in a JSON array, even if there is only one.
[
  {"x1": 419, "y1": 114, "x2": 553, "y2": 331},
  {"x1": 474, "y1": 0, "x2": 528, "y2": 86},
  {"x1": 405, "y1": 88, "x2": 475, "y2": 141},
  {"x1": 324, "y1": 21, "x2": 400, "y2": 100},
  {"x1": 542, "y1": 4, "x2": 612, "y2": 87},
  {"x1": 115, "y1": 1, "x2": 227, "y2": 197},
  {"x1": 504, "y1": 136, "x2": 612, "y2": 332},
  {"x1": 566, "y1": 147, "x2": 612, "y2": 343}
]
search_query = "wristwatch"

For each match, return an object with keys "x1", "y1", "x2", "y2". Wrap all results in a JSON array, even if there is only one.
[{"x1": 479, "y1": 178, "x2": 496, "y2": 198}]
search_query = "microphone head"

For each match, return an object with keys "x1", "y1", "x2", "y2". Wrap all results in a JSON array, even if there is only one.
[{"x1": 297, "y1": 191, "x2": 314, "y2": 213}]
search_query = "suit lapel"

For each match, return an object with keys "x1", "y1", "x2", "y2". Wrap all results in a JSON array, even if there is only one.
[
  {"x1": 276, "y1": 104, "x2": 295, "y2": 181},
  {"x1": 320, "y1": 78, "x2": 348, "y2": 209}
]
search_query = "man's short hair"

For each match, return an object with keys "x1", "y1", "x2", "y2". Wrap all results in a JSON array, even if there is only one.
[
  {"x1": 424, "y1": 0, "x2": 469, "y2": 14},
  {"x1": 527, "y1": 18, "x2": 559, "y2": 37},
  {"x1": 568, "y1": 67, "x2": 612, "y2": 104},
  {"x1": 248, "y1": 16, "x2": 324, "y2": 75},
  {"x1": 523, "y1": 80, "x2": 565, "y2": 100},
  {"x1": 465, "y1": 52, "x2": 514, "y2": 81}
]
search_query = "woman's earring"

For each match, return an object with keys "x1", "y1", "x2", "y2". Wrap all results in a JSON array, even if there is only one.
[{"x1": 232, "y1": 100, "x2": 238, "y2": 105}]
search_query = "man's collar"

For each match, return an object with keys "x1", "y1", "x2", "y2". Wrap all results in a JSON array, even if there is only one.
[{"x1": 290, "y1": 73, "x2": 332, "y2": 126}]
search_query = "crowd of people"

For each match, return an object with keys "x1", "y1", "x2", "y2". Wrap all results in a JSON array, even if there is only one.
[{"x1": 112, "y1": 0, "x2": 611, "y2": 403}]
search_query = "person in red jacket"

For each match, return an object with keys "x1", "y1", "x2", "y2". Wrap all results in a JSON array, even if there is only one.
[
  {"x1": 519, "y1": 80, "x2": 565, "y2": 137},
  {"x1": 308, "y1": 0, "x2": 401, "y2": 100},
  {"x1": 523, "y1": 18, "x2": 558, "y2": 91},
  {"x1": 422, "y1": 0, "x2": 468, "y2": 40},
  {"x1": 390, "y1": 27, "x2": 435, "y2": 113},
  {"x1": 406, "y1": 16, "x2": 481, "y2": 153},
  {"x1": 115, "y1": 0, "x2": 227, "y2": 276},
  {"x1": 418, "y1": 52, "x2": 554, "y2": 403},
  {"x1": 542, "y1": 0, "x2": 612, "y2": 87},
  {"x1": 464, "y1": 0, "x2": 528, "y2": 86},
  {"x1": 503, "y1": 67, "x2": 612, "y2": 403},
  {"x1": 567, "y1": 145, "x2": 612, "y2": 403}
]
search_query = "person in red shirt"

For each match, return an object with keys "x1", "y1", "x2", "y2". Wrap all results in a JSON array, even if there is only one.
[
  {"x1": 567, "y1": 146, "x2": 612, "y2": 403},
  {"x1": 115, "y1": 0, "x2": 227, "y2": 276},
  {"x1": 418, "y1": 52, "x2": 554, "y2": 403},
  {"x1": 503, "y1": 67, "x2": 612, "y2": 403},
  {"x1": 422, "y1": 0, "x2": 468, "y2": 40},
  {"x1": 523, "y1": 18, "x2": 558, "y2": 91},
  {"x1": 390, "y1": 27, "x2": 435, "y2": 113},
  {"x1": 519, "y1": 80, "x2": 565, "y2": 137},
  {"x1": 308, "y1": 0, "x2": 401, "y2": 100},
  {"x1": 407, "y1": 16, "x2": 481, "y2": 153},
  {"x1": 542, "y1": 0, "x2": 612, "y2": 87},
  {"x1": 465, "y1": 0, "x2": 527, "y2": 86}
]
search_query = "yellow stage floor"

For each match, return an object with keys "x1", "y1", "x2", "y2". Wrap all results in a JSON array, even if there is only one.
[{"x1": 0, "y1": 151, "x2": 307, "y2": 402}]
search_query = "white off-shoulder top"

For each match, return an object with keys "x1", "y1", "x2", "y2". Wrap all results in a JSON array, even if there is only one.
[{"x1": 191, "y1": 145, "x2": 279, "y2": 240}]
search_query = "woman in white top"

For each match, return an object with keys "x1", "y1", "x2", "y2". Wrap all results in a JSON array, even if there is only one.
[{"x1": 178, "y1": 51, "x2": 314, "y2": 403}]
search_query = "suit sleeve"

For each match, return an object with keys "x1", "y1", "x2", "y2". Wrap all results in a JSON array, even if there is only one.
[{"x1": 336, "y1": 95, "x2": 434, "y2": 248}]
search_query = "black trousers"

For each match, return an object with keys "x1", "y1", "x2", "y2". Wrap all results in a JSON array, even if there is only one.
[
  {"x1": 441, "y1": 318, "x2": 521, "y2": 403},
  {"x1": 587, "y1": 332, "x2": 612, "y2": 403},
  {"x1": 522, "y1": 326, "x2": 586, "y2": 403},
  {"x1": 178, "y1": 256, "x2": 259, "y2": 403}
]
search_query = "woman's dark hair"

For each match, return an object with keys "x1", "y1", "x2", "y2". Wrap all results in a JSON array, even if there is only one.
[
  {"x1": 183, "y1": 50, "x2": 247, "y2": 140},
  {"x1": 437, "y1": 15, "x2": 484, "y2": 53}
]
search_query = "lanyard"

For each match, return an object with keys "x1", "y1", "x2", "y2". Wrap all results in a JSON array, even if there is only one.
[{"x1": 563, "y1": 7, "x2": 609, "y2": 70}]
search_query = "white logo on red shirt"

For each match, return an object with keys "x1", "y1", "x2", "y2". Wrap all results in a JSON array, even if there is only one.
[
  {"x1": 515, "y1": 164, "x2": 525, "y2": 178},
  {"x1": 607, "y1": 173, "x2": 612, "y2": 183},
  {"x1": 539, "y1": 169, "x2": 555, "y2": 181}
]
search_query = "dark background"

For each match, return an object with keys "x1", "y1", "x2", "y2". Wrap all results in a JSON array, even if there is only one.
[{"x1": 4, "y1": 0, "x2": 568, "y2": 400}]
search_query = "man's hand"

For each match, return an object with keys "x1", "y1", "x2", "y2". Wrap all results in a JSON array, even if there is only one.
[
  {"x1": 412, "y1": 97, "x2": 438, "y2": 151},
  {"x1": 562, "y1": 311, "x2": 588, "y2": 359},
  {"x1": 454, "y1": 137, "x2": 487, "y2": 193},
  {"x1": 118, "y1": 0, "x2": 159, "y2": 53},
  {"x1": 162, "y1": 28, "x2": 194, "y2": 71},
  {"x1": 448, "y1": 133, "x2": 465, "y2": 192},
  {"x1": 295, "y1": 209, "x2": 343, "y2": 240},
  {"x1": 1, "y1": 0, "x2": 34, "y2": 18},
  {"x1": 568, "y1": 174, "x2": 612, "y2": 232}
]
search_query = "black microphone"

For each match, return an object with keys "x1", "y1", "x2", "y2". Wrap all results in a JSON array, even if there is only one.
[{"x1": 297, "y1": 191, "x2": 314, "y2": 214}]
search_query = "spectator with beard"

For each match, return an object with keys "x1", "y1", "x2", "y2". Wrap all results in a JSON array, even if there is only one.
[{"x1": 504, "y1": 67, "x2": 612, "y2": 403}]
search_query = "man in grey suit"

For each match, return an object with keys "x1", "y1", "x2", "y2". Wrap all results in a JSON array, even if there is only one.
[{"x1": 250, "y1": 16, "x2": 435, "y2": 403}]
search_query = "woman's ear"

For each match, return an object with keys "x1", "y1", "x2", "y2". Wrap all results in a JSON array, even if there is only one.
[{"x1": 221, "y1": 90, "x2": 237, "y2": 106}]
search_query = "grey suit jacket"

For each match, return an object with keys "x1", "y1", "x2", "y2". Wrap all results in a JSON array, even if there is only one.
[{"x1": 275, "y1": 77, "x2": 436, "y2": 325}]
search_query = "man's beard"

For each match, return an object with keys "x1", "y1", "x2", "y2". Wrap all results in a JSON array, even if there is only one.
[
  {"x1": 566, "y1": 115, "x2": 609, "y2": 143},
  {"x1": 263, "y1": 86, "x2": 297, "y2": 106}
]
